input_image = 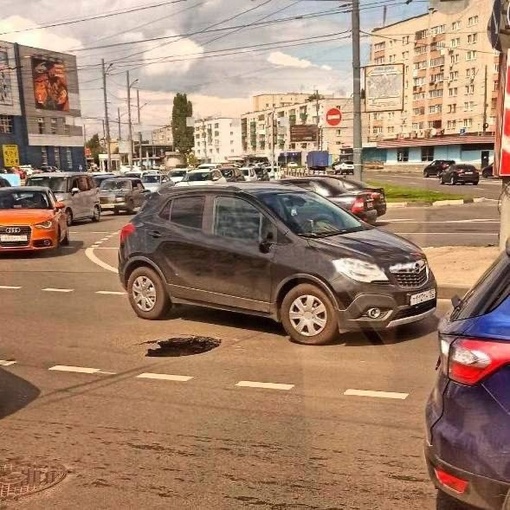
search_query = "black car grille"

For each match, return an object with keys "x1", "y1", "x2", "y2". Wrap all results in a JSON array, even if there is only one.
[
  {"x1": 0, "y1": 226, "x2": 31, "y2": 247},
  {"x1": 393, "y1": 300, "x2": 436, "y2": 320},
  {"x1": 391, "y1": 265, "x2": 429, "y2": 288}
]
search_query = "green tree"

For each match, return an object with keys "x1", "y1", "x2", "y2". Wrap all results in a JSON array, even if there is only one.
[
  {"x1": 307, "y1": 92, "x2": 324, "y2": 102},
  {"x1": 171, "y1": 93, "x2": 194, "y2": 155},
  {"x1": 85, "y1": 133, "x2": 102, "y2": 165}
]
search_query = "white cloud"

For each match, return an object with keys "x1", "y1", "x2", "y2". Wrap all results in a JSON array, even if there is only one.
[
  {"x1": 267, "y1": 51, "x2": 313, "y2": 69},
  {"x1": 321, "y1": 65, "x2": 333, "y2": 71}
]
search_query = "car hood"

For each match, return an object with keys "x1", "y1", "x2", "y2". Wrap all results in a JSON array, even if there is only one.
[
  {"x1": 309, "y1": 227, "x2": 424, "y2": 265},
  {"x1": 0, "y1": 209, "x2": 55, "y2": 225},
  {"x1": 99, "y1": 190, "x2": 128, "y2": 196},
  {"x1": 143, "y1": 183, "x2": 160, "y2": 191}
]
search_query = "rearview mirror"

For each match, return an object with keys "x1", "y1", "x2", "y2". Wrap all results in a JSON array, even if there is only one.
[
  {"x1": 55, "y1": 201, "x2": 66, "y2": 210},
  {"x1": 71, "y1": 187, "x2": 80, "y2": 195},
  {"x1": 259, "y1": 231, "x2": 275, "y2": 254}
]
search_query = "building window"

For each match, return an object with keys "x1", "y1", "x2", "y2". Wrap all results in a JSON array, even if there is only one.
[
  {"x1": 467, "y1": 33, "x2": 478, "y2": 44},
  {"x1": 374, "y1": 57, "x2": 385, "y2": 65},
  {"x1": 421, "y1": 147, "x2": 434, "y2": 162},
  {"x1": 450, "y1": 54, "x2": 459, "y2": 64},
  {"x1": 0, "y1": 115, "x2": 13, "y2": 134},
  {"x1": 38, "y1": 118, "x2": 45, "y2": 134},
  {"x1": 448, "y1": 104, "x2": 457, "y2": 114},
  {"x1": 397, "y1": 148, "x2": 409, "y2": 162},
  {"x1": 451, "y1": 38, "x2": 460, "y2": 47},
  {"x1": 54, "y1": 148, "x2": 61, "y2": 169},
  {"x1": 466, "y1": 50, "x2": 477, "y2": 61},
  {"x1": 50, "y1": 118, "x2": 58, "y2": 135},
  {"x1": 41, "y1": 147, "x2": 48, "y2": 165},
  {"x1": 448, "y1": 87, "x2": 458, "y2": 97},
  {"x1": 463, "y1": 118, "x2": 473, "y2": 128},
  {"x1": 452, "y1": 20, "x2": 461, "y2": 30},
  {"x1": 465, "y1": 84, "x2": 475, "y2": 95},
  {"x1": 447, "y1": 120, "x2": 457, "y2": 130},
  {"x1": 467, "y1": 15, "x2": 479, "y2": 27},
  {"x1": 402, "y1": 35, "x2": 409, "y2": 44}
]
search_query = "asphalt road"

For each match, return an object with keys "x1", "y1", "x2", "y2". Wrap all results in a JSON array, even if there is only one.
[
  {"x1": 0, "y1": 212, "x2": 463, "y2": 510},
  {"x1": 365, "y1": 170, "x2": 503, "y2": 201}
]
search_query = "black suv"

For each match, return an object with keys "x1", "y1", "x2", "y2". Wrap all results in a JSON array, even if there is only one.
[
  {"x1": 423, "y1": 160, "x2": 455, "y2": 178},
  {"x1": 118, "y1": 183, "x2": 437, "y2": 345}
]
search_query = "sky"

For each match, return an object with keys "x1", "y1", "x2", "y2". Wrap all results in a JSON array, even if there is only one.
[{"x1": 0, "y1": 0, "x2": 427, "y2": 138}]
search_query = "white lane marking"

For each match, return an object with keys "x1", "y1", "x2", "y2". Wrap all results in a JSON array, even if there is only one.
[
  {"x1": 236, "y1": 381, "x2": 294, "y2": 391},
  {"x1": 0, "y1": 360, "x2": 16, "y2": 366},
  {"x1": 42, "y1": 288, "x2": 74, "y2": 293},
  {"x1": 93, "y1": 247, "x2": 119, "y2": 251},
  {"x1": 96, "y1": 290, "x2": 126, "y2": 296},
  {"x1": 49, "y1": 365, "x2": 100, "y2": 374},
  {"x1": 0, "y1": 285, "x2": 21, "y2": 290},
  {"x1": 136, "y1": 373, "x2": 193, "y2": 382},
  {"x1": 100, "y1": 237, "x2": 110, "y2": 242},
  {"x1": 344, "y1": 389, "x2": 408, "y2": 400},
  {"x1": 85, "y1": 246, "x2": 118, "y2": 274},
  {"x1": 388, "y1": 219, "x2": 498, "y2": 224},
  {"x1": 97, "y1": 370, "x2": 117, "y2": 375}
]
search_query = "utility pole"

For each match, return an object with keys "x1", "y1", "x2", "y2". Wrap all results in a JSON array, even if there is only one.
[
  {"x1": 137, "y1": 89, "x2": 143, "y2": 167},
  {"x1": 482, "y1": 64, "x2": 488, "y2": 135},
  {"x1": 315, "y1": 89, "x2": 321, "y2": 150},
  {"x1": 270, "y1": 105, "x2": 276, "y2": 176},
  {"x1": 101, "y1": 59, "x2": 112, "y2": 172},
  {"x1": 127, "y1": 71, "x2": 133, "y2": 172},
  {"x1": 117, "y1": 107, "x2": 122, "y2": 140},
  {"x1": 351, "y1": 0, "x2": 363, "y2": 181}
]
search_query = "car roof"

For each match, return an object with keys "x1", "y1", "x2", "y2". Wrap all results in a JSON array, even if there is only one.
[
  {"x1": 28, "y1": 172, "x2": 88, "y2": 177},
  {"x1": 163, "y1": 182, "x2": 305, "y2": 194},
  {"x1": 0, "y1": 186, "x2": 50, "y2": 192}
]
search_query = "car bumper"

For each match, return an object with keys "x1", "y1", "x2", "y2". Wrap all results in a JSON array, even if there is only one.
[
  {"x1": 334, "y1": 285, "x2": 437, "y2": 331},
  {"x1": 0, "y1": 231, "x2": 59, "y2": 251},
  {"x1": 100, "y1": 202, "x2": 127, "y2": 210},
  {"x1": 457, "y1": 175, "x2": 479, "y2": 183},
  {"x1": 357, "y1": 209, "x2": 378, "y2": 224},
  {"x1": 425, "y1": 443, "x2": 510, "y2": 510}
]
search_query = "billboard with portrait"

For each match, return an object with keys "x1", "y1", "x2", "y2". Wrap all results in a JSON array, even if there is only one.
[
  {"x1": 0, "y1": 50, "x2": 13, "y2": 106},
  {"x1": 364, "y1": 64, "x2": 404, "y2": 112},
  {"x1": 32, "y1": 58, "x2": 69, "y2": 111}
]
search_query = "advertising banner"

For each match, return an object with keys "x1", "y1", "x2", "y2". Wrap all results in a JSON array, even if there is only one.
[
  {"x1": 290, "y1": 124, "x2": 318, "y2": 142},
  {"x1": 364, "y1": 64, "x2": 404, "y2": 112},
  {"x1": 32, "y1": 58, "x2": 69, "y2": 111},
  {"x1": 0, "y1": 50, "x2": 13, "y2": 106},
  {"x1": 2, "y1": 144, "x2": 19, "y2": 167}
]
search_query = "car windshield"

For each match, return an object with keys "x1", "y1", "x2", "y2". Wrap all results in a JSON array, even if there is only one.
[
  {"x1": 256, "y1": 189, "x2": 363, "y2": 237},
  {"x1": 142, "y1": 175, "x2": 161, "y2": 184},
  {"x1": 26, "y1": 176, "x2": 67, "y2": 192},
  {"x1": 100, "y1": 180, "x2": 131, "y2": 191},
  {"x1": 183, "y1": 172, "x2": 211, "y2": 182},
  {"x1": 0, "y1": 190, "x2": 51, "y2": 209},
  {"x1": 170, "y1": 170, "x2": 187, "y2": 177}
]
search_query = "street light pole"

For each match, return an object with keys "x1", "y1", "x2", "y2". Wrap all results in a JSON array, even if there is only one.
[
  {"x1": 351, "y1": 0, "x2": 363, "y2": 181},
  {"x1": 101, "y1": 59, "x2": 112, "y2": 172}
]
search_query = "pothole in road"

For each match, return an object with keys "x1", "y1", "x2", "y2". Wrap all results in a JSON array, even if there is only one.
[
  {"x1": 145, "y1": 336, "x2": 221, "y2": 357},
  {"x1": 0, "y1": 459, "x2": 67, "y2": 500}
]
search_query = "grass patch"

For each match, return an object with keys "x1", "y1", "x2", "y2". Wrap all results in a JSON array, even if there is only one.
[{"x1": 367, "y1": 181, "x2": 469, "y2": 203}]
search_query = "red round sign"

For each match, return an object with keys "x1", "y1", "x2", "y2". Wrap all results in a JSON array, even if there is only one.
[{"x1": 326, "y1": 107, "x2": 342, "y2": 127}]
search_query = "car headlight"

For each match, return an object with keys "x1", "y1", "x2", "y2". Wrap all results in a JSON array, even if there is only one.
[
  {"x1": 34, "y1": 220, "x2": 53, "y2": 229},
  {"x1": 333, "y1": 258, "x2": 388, "y2": 283}
]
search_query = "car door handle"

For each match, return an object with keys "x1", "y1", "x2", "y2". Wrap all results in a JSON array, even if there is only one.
[{"x1": 149, "y1": 230, "x2": 162, "y2": 238}]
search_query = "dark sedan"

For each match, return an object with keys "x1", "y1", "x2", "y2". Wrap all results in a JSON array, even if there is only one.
[
  {"x1": 277, "y1": 176, "x2": 378, "y2": 224},
  {"x1": 326, "y1": 176, "x2": 387, "y2": 217},
  {"x1": 440, "y1": 164, "x2": 479, "y2": 185}
]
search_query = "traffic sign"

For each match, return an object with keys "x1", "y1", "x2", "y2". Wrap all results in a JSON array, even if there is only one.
[
  {"x1": 325, "y1": 108, "x2": 342, "y2": 127},
  {"x1": 2, "y1": 144, "x2": 19, "y2": 167}
]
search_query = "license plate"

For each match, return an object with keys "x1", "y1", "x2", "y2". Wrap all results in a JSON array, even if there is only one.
[
  {"x1": 464, "y1": 172, "x2": 473, "y2": 175},
  {"x1": 410, "y1": 288, "x2": 436, "y2": 306},
  {"x1": 0, "y1": 234, "x2": 28, "y2": 242}
]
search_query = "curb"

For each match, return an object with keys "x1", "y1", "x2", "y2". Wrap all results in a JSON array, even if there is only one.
[
  {"x1": 438, "y1": 285, "x2": 470, "y2": 300},
  {"x1": 387, "y1": 197, "x2": 493, "y2": 208}
]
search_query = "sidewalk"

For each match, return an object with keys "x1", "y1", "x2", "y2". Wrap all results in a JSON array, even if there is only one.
[{"x1": 424, "y1": 246, "x2": 501, "y2": 298}]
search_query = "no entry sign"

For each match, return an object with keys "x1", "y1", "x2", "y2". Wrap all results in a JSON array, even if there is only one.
[{"x1": 325, "y1": 108, "x2": 342, "y2": 127}]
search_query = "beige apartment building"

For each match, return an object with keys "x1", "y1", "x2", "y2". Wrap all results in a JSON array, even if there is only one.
[
  {"x1": 241, "y1": 96, "x2": 369, "y2": 165},
  {"x1": 151, "y1": 125, "x2": 173, "y2": 146},
  {"x1": 368, "y1": 3, "x2": 497, "y2": 167}
]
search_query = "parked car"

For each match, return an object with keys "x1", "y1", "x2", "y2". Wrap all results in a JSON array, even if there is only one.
[
  {"x1": 333, "y1": 160, "x2": 355, "y2": 175},
  {"x1": 141, "y1": 173, "x2": 169, "y2": 193},
  {"x1": 327, "y1": 176, "x2": 387, "y2": 217},
  {"x1": 92, "y1": 173, "x2": 116, "y2": 187},
  {"x1": 425, "y1": 240, "x2": 510, "y2": 510},
  {"x1": 99, "y1": 177, "x2": 149, "y2": 214},
  {"x1": 26, "y1": 172, "x2": 101, "y2": 226},
  {"x1": 277, "y1": 176, "x2": 378, "y2": 224},
  {"x1": 0, "y1": 187, "x2": 69, "y2": 251},
  {"x1": 254, "y1": 167, "x2": 270, "y2": 181},
  {"x1": 168, "y1": 169, "x2": 188, "y2": 184},
  {"x1": 424, "y1": 160, "x2": 455, "y2": 178},
  {"x1": 240, "y1": 167, "x2": 258, "y2": 182},
  {"x1": 482, "y1": 162, "x2": 494, "y2": 178},
  {"x1": 118, "y1": 183, "x2": 437, "y2": 345},
  {"x1": 439, "y1": 164, "x2": 479, "y2": 185},
  {"x1": 175, "y1": 169, "x2": 227, "y2": 186},
  {"x1": 219, "y1": 167, "x2": 245, "y2": 182}
]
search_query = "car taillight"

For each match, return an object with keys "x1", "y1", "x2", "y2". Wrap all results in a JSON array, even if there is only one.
[
  {"x1": 120, "y1": 223, "x2": 136, "y2": 243},
  {"x1": 351, "y1": 197, "x2": 365, "y2": 213},
  {"x1": 434, "y1": 468, "x2": 468, "y2": 494},
  {"x1": 443, "y1": 337, "x2": 510, "y2": 385}
]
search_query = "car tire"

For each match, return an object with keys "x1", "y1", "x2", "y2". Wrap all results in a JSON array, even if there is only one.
[
  {"x1": 91, "y1": 205, "x2": 101, "y2": 222},
  {"x1": 439, "y1": 177, "x2": 445, "y2": 185},
  {"x1": 65, "y1": 209, "x2": 73, "y2": 226},
  {"x1": 423, "y1": 171, "x2": 429, "y2": 178},
  {"x1": 473, "y1": 180, "x2": 479, "y2": 186},
  {"x1": 127, "y1": 266, "x2": 171, "y2": 320},
  {"x1": 280, "y1": 283, "x2": 339, "y2": 345},
  {"x1": 126, "y1": 200, "x2": 135, "y2": 214}
]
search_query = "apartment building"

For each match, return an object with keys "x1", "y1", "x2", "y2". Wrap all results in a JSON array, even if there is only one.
[
  {"x1": 151, "y1": 125, "x2": 173, "y2": 147},
  {"x1": 241, "y1": 97, "x2": 370, "y2": 165},
  {"x1": 193, "y1": 117, "x2": 243, "y2": 163},
  {"x1": 369, "y1": 3, "x2": 496, "y2": 167}
]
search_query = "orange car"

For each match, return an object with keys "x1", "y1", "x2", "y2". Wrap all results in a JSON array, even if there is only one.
[{"x1": 0, "y1": 186, "x2": 69, "y2": 251}]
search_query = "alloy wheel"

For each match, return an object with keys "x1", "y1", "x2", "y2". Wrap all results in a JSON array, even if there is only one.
[
  {"x1": 132, "y1": 275, "x2": 157, "y2": 312},
  {"x1": 288, "y1": 294, "x2": 327, "y2": 337}
]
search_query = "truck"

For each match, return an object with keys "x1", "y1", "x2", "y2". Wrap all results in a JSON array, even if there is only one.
[{"x1": 306, "y1": 151, "x2": 329, "y2": 171}]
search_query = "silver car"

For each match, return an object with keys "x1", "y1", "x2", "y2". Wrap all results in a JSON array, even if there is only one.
[{"x1": 99, "y1": 177, "x2": 149, "y2": 214}]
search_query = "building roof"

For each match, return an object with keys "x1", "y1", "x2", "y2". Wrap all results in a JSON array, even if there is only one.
[{"x1": 372, "y1": 12, "x2": 428, "y2": 33}]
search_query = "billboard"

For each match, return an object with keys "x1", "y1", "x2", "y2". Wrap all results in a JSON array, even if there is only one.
[
  {"x1": 2, "y1": 144, "x2": 19, "y2": 167},
  {"x1": 290, "y1": 124, "x2": 318, "y2": 142},
  {"x1": 0, "y1": 50, "x2": 13, "y2": 106},
  {"x1": 364, "y1": 64, "x2": 404, "y2": 112},
  {"x1": 32, "y1": 58, "x2": 69, "y2": 111}
]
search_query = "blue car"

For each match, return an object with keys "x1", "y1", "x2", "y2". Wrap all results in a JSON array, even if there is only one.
[{"x1": 425, "y1": 240, "x2": 510, "y2": 510}]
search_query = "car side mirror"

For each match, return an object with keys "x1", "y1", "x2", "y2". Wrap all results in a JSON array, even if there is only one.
[
  {"x1": 55, "y1": 201, "x2": 66, "y2": 210},
  {"x1": 71, "y1": 187, "x2": 80, "y2": 195},
  {"x1": 259, "y1": 231, "x2": 275, "y2": 254}
]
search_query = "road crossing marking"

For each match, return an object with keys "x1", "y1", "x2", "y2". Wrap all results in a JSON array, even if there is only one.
[
  {"x1": 344, "y1": 389, "x2": 409, "y2": 400},
  {"x1": 136, "y1": 373, "x2": 193, "y2": 382},
  {"x1": 0, "y1": 285, "x2": 21, "y2": 290},
  {"x1": 42, "y1": 288, "x2": 74, "y2": 293},
  {"x1": 236, "y1": 381, "x2": 295, "y2": 391},
  {"x1": 96, "y1": 291, "x2": 126, "y2": 296},
  {"x1": 0, "y1": 360, "x2": 16, "y2": 366},
  {"x1": 49, "y1": 365, "x2": 101, "y2": 374}
]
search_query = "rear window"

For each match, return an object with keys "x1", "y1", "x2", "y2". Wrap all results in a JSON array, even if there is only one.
[
  {"x1": 452, "y1": 253, "x2": 510, "y2": 320},
  {"x1": 169, "y1": 196, "x2": 205, "y2": 229}
]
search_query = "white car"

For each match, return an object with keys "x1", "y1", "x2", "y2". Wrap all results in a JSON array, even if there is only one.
[
  {"x1": 168, "y1": 169, "x2": 188, "y2": 184},
  {"x1": 175, "y1": 169, "x2": 227, "y2": 186},
  {"x1": 333, "y1": 160, "x2": 354, "y2": 175},
  {"x1": 240, "y1": 167, "x2": 258, "y2": 181},
  {"x1": 141, "y1": 173, "x2": 169, "y2": 193},
  {"x1": 197, "y1": 163, "x2": 221, "y2": 170}
]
